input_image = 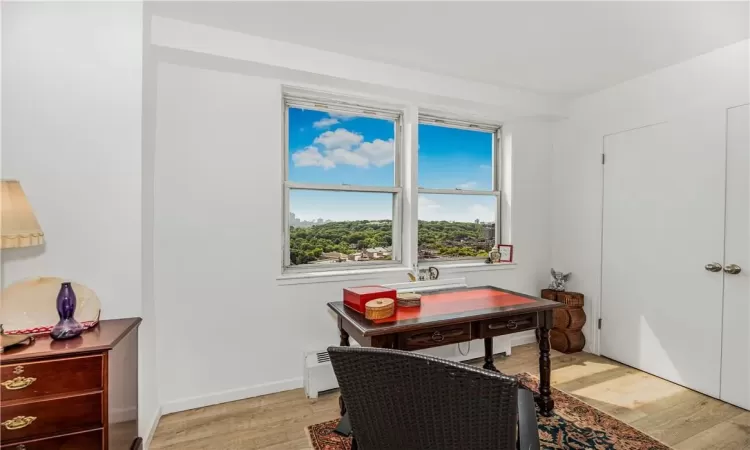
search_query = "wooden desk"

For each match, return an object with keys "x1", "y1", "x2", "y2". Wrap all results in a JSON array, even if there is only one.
[
  {"x1": 0, "y1": 318, "x2": 141, "y2": 449},
  {"x1": 328, "y1": 286, "x2": 562, "y2": 416}
]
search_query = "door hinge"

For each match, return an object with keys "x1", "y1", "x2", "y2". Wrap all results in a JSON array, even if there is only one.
[
  {"x1": 598, "y1": 318, "x2": 602, "y2": 329},
  {"x1": 601, "y1": 154, "x2": 606, "y2": 164}
]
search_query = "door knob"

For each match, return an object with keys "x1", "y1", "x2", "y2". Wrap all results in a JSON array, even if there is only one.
[
  {"x1": 724, "y1": 264, "x2": 742, "y2": 275},
  {"x1": 705, "y1": 263, "x2": 723, "y2": 272}
]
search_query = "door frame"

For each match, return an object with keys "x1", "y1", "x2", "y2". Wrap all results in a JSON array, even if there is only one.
[{"x1": 594, "y1": 121, "x2": 667, "y2": 357}]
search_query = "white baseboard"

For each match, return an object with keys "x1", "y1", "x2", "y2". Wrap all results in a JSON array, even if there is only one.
[
  {"x1": 510, "y1": 330, "x2": 537, "y2": 348},
  {"x1": 142, "y1": 406, "x2": 162, "y2": 450},
  {"x1": 157, "y1": 334, "x2": 537, "y2": 417},
  {"x1": 160, "y1": 377, "x2": 303, "y2": 415}
]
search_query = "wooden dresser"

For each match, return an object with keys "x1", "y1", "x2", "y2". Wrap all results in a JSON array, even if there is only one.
[{"x1": 0, "y1": 318, "x2": 141, "y2": 450}]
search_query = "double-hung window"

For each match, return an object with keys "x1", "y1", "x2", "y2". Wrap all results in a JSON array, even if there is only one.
[
  {"x1": 417, "y1": 116, "x2": 501, "y2": 262},
  {"x1": 283, "y1": 95, "x2": 403, "y2": 269}
]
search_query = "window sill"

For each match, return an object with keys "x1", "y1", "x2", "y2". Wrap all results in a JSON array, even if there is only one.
[
  {"x1": 277, "y1": 265, "x2": 411, "y2": 286},
  {"x1": 431, "y1": 262, "x2": 517, "y2": 272},
  {"x1": 276, "y1": 262, "x2": 517, "y2": 286}
]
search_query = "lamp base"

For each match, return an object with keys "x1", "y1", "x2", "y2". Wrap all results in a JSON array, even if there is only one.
[{"x1": 50, "y1": 318, "x2": 83, "y2": 340}]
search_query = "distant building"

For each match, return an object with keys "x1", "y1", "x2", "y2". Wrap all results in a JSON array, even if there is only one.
[
  {"x1": 483, "y1": 223, "x2": 496, "y2": 241},
  {"x1": 289, "y1": 213, "x2": 331, "y2": 228},
  {"x1": 321, "y1": 252, "x2": 348, "y2": 262},
  {"x1": 348, "y1": 252, "x2": 369, "y2": 262}
]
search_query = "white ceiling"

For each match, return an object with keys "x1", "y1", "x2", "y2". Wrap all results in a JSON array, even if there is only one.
[{"x1": 151, "y1": 1, "x2": 749, "y2": 97}]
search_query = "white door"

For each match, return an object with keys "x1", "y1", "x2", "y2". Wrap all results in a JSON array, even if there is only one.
[
  {"x1": 720, "y1": 104, "x2": 750, "y2": 409},
  {"x1": 601, "y1": 111, "x2": 727, "y2": 397}
]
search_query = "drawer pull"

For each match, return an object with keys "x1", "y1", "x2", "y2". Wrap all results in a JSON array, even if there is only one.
[
  {"x1": 431, "y1": 331, "x2": 445, "y2": 342},
  {"x1": 2, "y1": 376, "x2": 37, "y2": 390},
  {"x1": 17, "y1": 445, "x2": 27, "y2": 450},
  {"x1": 488, "y1": 319, "x2": 530, "y2": 331},
  {"x1": 2, "y1": 416, "x2": 37, "y2": 431}
]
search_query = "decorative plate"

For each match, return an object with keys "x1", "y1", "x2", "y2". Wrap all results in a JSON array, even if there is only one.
[
  {"x1": 0, "y1": 334, "x2": 35, "y2": 353},
  {"x1": 0, "y1": 277, "x2": 101, "y2": 335}
]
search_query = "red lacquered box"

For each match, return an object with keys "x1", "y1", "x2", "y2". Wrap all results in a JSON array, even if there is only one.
[{"x1": 343, "y1": 285, "x2": 397, "y2": 314}]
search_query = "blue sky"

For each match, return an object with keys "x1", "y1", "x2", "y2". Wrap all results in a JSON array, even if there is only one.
[{"x1": 288, "y1": 107, "x2": 496, "y2": 222}]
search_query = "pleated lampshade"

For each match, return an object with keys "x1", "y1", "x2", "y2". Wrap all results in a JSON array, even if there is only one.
[{"x1": 1, "y1": 180, "x2": 44, "y2": 249}]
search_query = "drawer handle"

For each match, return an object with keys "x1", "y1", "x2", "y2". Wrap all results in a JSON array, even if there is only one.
[
  {"x1": 431, "y1": 331, "x2": 445, "y2": 342},
  {"x1": 17, "y1": 445, "x2": 27, "y2": 450},
  {"x1": 2, "y1": 416, "x2": 37, "y2": 431},
  {"x1": 489, "y1": 319, "x2": 529, "y2": 331},
  {"x1": 1, "y1": 376, "x2": 37, "y2": 390}
]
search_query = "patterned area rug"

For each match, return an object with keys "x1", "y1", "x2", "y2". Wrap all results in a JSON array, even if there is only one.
[{"x1": 305, "y1": 372, "x2": 670, "y2": 450}]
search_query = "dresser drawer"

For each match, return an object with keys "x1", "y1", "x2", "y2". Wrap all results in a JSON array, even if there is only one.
[
  {"x1": 398, "y1": 323, "x2": 472, "y2": 350},
  {"x1": 1, "y1": 356, "x2": 103, "y2": 402},
  {"x1": 477, "y1": 313, "x2": 537, "y2": 338},
  {"x1": 0, "y1": 429, "x2": 102, "y2": 449},
  {"x1": 0, "y1": 392, "x2": 102, "y2": 443}
]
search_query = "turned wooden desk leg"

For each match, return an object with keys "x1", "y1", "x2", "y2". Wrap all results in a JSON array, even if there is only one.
[
  {"x1": 339, "y1": 327, "x2": 350, "y2": 347},
  {"x1": 483, "y1": 337, "x2": 498, "y2": 371},
  {"x1": 537, "y1": 310, "x2": 554, "y2": 416},
  {"x1": 338, "y1": 321, "x2": 350, "y2": 416}
]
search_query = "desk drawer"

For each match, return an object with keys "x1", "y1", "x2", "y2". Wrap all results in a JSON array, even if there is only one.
[
  {"x1": 0, "y1": 429, "x2": 102, "y2": 449},
  {"x1": 477, "y1": 313, "x2": 537, "y2": 338},
  {"x1": 398, "y1": 323, "x2": 472, "y2": 350},
  {"x1": 0, "y1": 392, "x2": 102, "y2": 443},
  {"x1": 1, "y1": 356, "x2": 102, "y2": 402}
]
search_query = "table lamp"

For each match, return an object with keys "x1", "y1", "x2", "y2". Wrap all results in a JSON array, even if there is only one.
[
  {"x1": 1, "y1": 180, "x2": 44, "y2": 249},
  {"x1": 1, "y1": 180, "x2": 44, "y2": 351}
]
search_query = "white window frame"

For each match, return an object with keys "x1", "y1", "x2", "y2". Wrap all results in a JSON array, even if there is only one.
[
  {"x1": 416, "y1": 115, "x2": 502, "y2": 264},
  {"x1": 282, "y1": 94, "x2": 404, "y2": 272}
]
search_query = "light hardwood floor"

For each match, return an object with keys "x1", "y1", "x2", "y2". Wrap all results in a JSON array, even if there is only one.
[{"x1": 151, "y1": 344, "x2": 750, "y2": 450}]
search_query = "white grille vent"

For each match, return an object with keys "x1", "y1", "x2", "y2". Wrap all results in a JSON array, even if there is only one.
[
  {"x1": 304, "y1": 350, "x2": 337, "y2": 398},
  {"x1": 316, "y1": 351, "x2": 331, "y2": 364}
]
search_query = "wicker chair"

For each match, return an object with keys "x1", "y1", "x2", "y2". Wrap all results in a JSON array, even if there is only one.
[{"x1": 328, "y1": 346, "x2": 540, "y2": 450}]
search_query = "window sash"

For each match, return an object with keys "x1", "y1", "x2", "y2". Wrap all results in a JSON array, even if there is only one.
[
  {"x1": 416, "y1": 121, "x2": 502, "y2": 262},
  {"x1": 285, "y1": 96, "x2": 402, "y2": 121},
  {"x1": 283, "y1": 97, "x2": 404, "y2": 269},
  {"x1": 419, "y1": 114, "x2": 500, "y2": 133}
]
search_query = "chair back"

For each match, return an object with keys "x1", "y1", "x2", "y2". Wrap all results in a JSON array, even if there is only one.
[{"x1": 328, "y1": 346, "x2": 519, "y2": 450}]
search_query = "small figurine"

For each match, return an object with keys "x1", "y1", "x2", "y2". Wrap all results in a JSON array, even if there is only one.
[{"x1": 549, "y1": 268, "x2": 571, "y2": 291}]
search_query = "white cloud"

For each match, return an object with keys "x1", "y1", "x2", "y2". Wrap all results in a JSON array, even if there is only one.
[
  {"x1": 292, "y1": 128, "x2": 395, "y2": 169},
  {"x1": 418, "y1": 195, "x2": 442, "y2": 221},
  {"x1": 479, "y1": 164, "x2": 492, "y2": 170},
  {"x1": 313, "y1": 118, "x2": 339, "y2": 129},
  {"x1": 314, "y1": 129, "x2": 363, "y2": 150},
  {"x1": 468, "y1": 204, "x2": 494, "y2": 222},
  {"x1": 356, "y1": 139, "x2": 395, "y2": 167},
  {"x1": 457, "y1": 181, "x2": 478, "y2": 190},
  {"x1": 419, "y1": 195, "x2": 441, "y2": 210},
  {"x1": 326, "y1": 147, "x2": 370, "y2": 168},
  {"x1": 291, "y1": 146, "x2": 335, "y2": 169}
]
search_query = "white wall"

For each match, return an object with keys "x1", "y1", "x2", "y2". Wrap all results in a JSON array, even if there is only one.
[
  {"x1": 148, "y1": 28, "x2": 556, "y2": 411},
  {"x1": 1, "y1": 2, "x2": 160, "y2": 441},
  {"x1": 552, "y1": 40, "x2": 750, "y2": 353},
  {"x1": 2, "y1": 2, "x2": 142, "y2": 318}
]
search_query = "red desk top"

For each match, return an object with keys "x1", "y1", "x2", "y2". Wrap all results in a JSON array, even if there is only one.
[{"x1": 373, "y1": 288, "x2": 534, "y2": 323}]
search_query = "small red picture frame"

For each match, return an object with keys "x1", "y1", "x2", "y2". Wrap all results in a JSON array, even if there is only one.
[{"x1": 497, "y1": 244, "x2": 514, "y2": 263}]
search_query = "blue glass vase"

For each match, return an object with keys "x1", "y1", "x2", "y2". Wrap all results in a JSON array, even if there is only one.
[{"x1": 50, "y1": 282, "x2": 83, "y2": 340}]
